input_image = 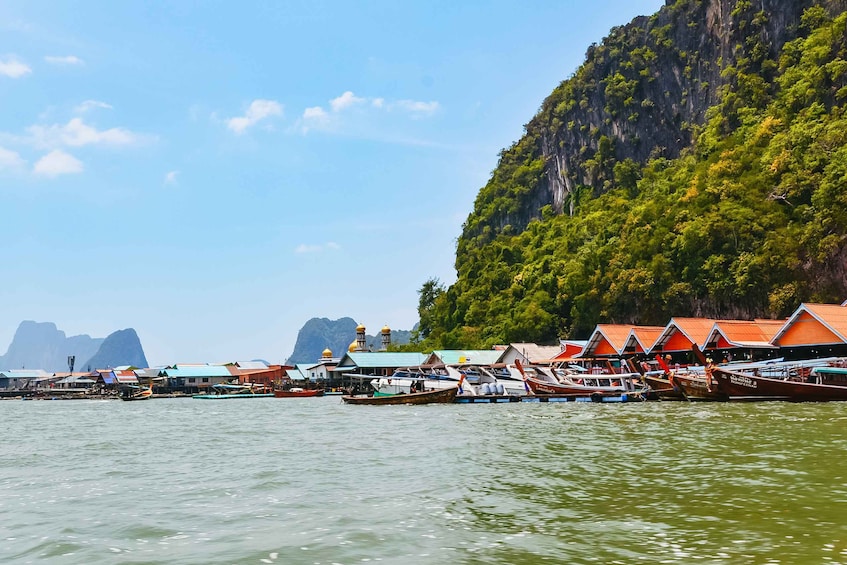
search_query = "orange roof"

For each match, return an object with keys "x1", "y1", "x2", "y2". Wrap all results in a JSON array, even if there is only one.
[
  {"x1": 704, "y1": 320, "x2": 783, "y2": 350},
  {"x1": 581, "y1": 324, "x2": 637, "y2": 357},
  {"x1": 651, "y1": 317, "x2": 719, "y2": 353},
  {"x1": 773, "y1": 303, "x2": 847, "y2": 346},
  {"x1": 623, "y1": 326, "x2": 665, "y2": 354},
  {"x1": 581, "y1": 324, "x2": 664, "y2": 356}
]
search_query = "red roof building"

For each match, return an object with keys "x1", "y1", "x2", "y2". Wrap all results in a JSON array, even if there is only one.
[
  {"x1": 771, "y1": 303, "x2": 847, "y2": 358},
  {"x1": 622, "y1": 326, "x2": 665, "y2": 356},
  {"x1": 580, "y1": 324, "x2": 638, "y2": 357},
  {"x1": 702, "y1": 319, "x2": 783, "y2": 360},
  {"x1": 649, "y1": 318, "x2": 719, "y2": 358}
]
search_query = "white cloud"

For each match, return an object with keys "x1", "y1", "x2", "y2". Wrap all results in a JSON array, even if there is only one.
[
  {"x1": 330, "y1": 91, "x2": 365, "y2": 112},
  {"x1": 33, "y1": 149, "x2": 83, "y2": 177},
  {"x1": 74, "y1": 100, "x2": 113, "y2": 113},
  {"x1": 393, "y1": 99, "x2": 440, "y2": 116},
  {"x1": 294, "y1": 92, "x2": 441, "y2": 138},
  {"x1": 294, "y1": 242, "x2": 341, "y2": 254},
  {"x1": 44, "y1": 55, "x2": 84, "y2": 66},
  {"x1": 164, "y1": 170, "x2": 179, "y2": 185},
  {"x1": 226, "y1": 99, "x2": 283, "y2": 134},
  {"x1": 0, "y1": 57, "x2": 31, "y2": 78},
  {"x1": 300, "y1": 106, "x2": 330, "y2": 133},
  {"x1": 28, "y1": 117, "x2": 141, "y2": 148},
  {"x1": 0, "y1": 146, "x2": 25, "y2": 170},
  {"x1": 303, "y1": 106, "x2": 328, "y2": 120}
]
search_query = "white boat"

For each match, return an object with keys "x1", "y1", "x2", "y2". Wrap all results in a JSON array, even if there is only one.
[{"x1": 369, "y1": 365, "x2": 529, "y2": 398}]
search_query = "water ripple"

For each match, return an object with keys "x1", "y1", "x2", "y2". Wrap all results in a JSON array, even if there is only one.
[{"x1": 1, "y1": 398, "x2": 847, "y2": 563}]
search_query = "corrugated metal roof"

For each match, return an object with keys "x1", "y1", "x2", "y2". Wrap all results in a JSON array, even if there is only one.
[
  {"x1": 235, "y1": 361, "x2": 269, "y2": 370},
  {"x1": 0, "y1": 369, "x2": 51, "y2": 378},
  {"x1": 134, "y1": 369, "x2": 160, "y2": 379},
  {"x1": 508, "y1": 343, "x2": 563, "y2": 363},
  {"x1": 162, "y1": 365, "x2": 232, "y2": 378},
  {"x1": 56, "y1": 376, "x2": 96, "y2": 384},
  {"x1": 342, "y1": 352, "x2": 427, "y2": 368},
  {"x1": 286, "y1": 366, "x2": 307, "y2": 381},
  {"x1": 427, "y1": 350, "x2": 503, "y2": 365}
]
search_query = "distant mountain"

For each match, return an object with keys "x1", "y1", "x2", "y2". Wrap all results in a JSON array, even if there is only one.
[
  {"x1": 0, "y1": 321, "x2": 147, "y2": 372},
  {"x1": 0, "y1": 321, "x2": 102, "y2": 372},
  {"x1": 81, "y1": 328, "x2": 148, "y2": 371},
  {"x1": 287, "y1": 317, "x2": 413, "y2": 365}
]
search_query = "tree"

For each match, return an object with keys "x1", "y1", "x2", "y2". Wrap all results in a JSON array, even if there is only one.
[{"x1": 416, "y1": 278, "x2": 446, "y2": 340}]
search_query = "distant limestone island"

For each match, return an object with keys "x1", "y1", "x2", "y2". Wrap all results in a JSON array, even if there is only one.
[
  {"x1": 0, "y1": 321, "x2": 148, "y2": 372},
  {"x1": 287, "y1": 317, "x2": 413, "y2": 364}
]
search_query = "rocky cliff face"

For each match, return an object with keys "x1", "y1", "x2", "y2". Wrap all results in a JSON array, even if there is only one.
[
  {"x1": 461, "y1": 0, "x2": 847, "y2": 246},
  {"x1": 0, "y1": 321, "x2": 148, "y2": 372},
  {"x1": 81, "y1": 328, "x2": 148, "y2": 370},
  {"x1": 0, "y1": 321, "x2": 102, "y2": 372}
]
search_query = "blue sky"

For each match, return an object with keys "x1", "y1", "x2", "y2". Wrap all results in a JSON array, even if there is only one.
[{"x1": 0, "y1": 0, "x2": 664, "y2": 366}]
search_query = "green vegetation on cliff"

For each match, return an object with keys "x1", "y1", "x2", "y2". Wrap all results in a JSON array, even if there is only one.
[{"x1": 417, "y1": 2, "x2": 847, "y2": 350}]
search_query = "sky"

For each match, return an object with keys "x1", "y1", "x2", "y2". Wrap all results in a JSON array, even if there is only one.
[{"x1": 0, "y1": 0, "x2": 664, "y2": 366}]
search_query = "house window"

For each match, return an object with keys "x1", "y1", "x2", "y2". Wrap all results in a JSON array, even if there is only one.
[
  {"x1": 202, "y1": 377, "x2": 209, "y2": 383},
  {"x1": 189, "y1": 378, "x2": 195, "y2": 383}
]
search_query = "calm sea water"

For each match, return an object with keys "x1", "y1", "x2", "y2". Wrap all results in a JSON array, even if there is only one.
[{"x1": 1, "y1": 397, "x2": 846, "y2": 564}]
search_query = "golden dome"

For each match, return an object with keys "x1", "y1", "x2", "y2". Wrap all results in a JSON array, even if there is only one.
[
  {"x1": 381, "y1": 325, "x2": 391, "y2": 334},
  {"x1": 356, "y1": 323, "x2": 366, "y2": 332},
  {"x1": 322, "y1": 348, "x2": 332, "y2": 358},
  {"x1": 348, "y1": 340, "x2": 358, "y2": 352}
]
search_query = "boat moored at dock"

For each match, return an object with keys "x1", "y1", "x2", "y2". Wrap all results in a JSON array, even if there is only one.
[
  {"x1": 515, "y1": 360, "x2": 649, "y2": 401},
  {"x1": 193, "y1": 383, "x2": 275, "y2": 399},
  {"x1": 119, "y1": 384, "x2": 153, "y2": 401},
  {"x1": 273, "y1": 387, "x2": 325, "y2": 398},
  {"x1": 710, "y1": 361, "x2": 847, "y2": 401},
  {"x1": 341, "y1": 386, "x2": 459, "y2": 405}
]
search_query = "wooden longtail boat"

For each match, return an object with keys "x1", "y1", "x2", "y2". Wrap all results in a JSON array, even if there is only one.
[
  {"x1": 640, "y1": 355, "x2": 685, "y2": 400},
  {"x1": 667, "y1": 343, "x2": 727, "y2": 402},
  {"x1": 643, "y1": 374, "x2": 685, "y2": 400},
  {"x1": 273, "y1": 387, "x2": 324, "y2": 398},
  {"x1": 193, "y1": 383, "x2": 274, "y2": 399},
  {"x1": 516, "y1": 360, "x2": 649, "y2": 400},
  {"x1": 709, "y1": 365, "x2": 847, "y2": 402},
  {"x1": 341, "y1": 386, "x2": 459, "y2": 405},
  {"x1": 670, "y1": 371, "x2": 727, "y2": 402},
  {"x1": 120, "y1": 384, "x2": 153, "y2": 401}
]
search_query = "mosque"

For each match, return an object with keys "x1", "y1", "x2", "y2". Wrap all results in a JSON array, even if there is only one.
[{"x1": 347, "y1": 323, "x2": 392, "y2": 353}]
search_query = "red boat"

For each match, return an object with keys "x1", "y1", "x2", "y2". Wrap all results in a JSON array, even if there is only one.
[
  {"x1": 273, "y1": 387, "x2": 325, "y2": 398},
  {"x1": 710, "y1": 365, "x2": 847, "y2": 402}
]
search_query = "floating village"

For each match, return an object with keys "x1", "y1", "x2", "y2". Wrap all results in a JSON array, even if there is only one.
[{"x1": 3, "y1": 301, "x2": 847, "y2": 404}]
